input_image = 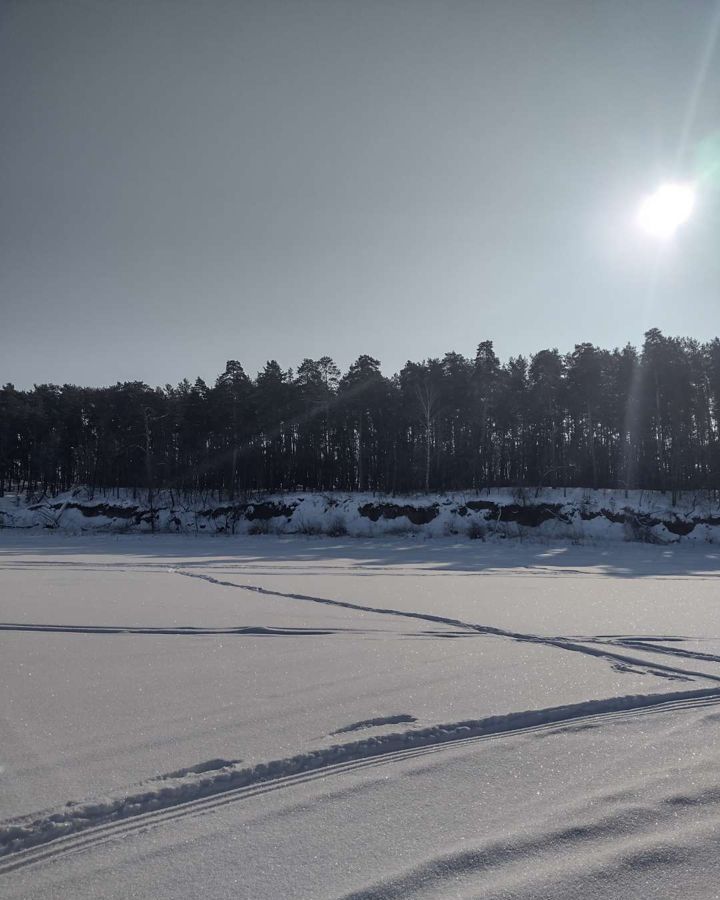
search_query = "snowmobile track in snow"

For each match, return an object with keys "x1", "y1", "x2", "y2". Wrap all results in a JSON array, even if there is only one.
[
  {"x1": 3, "y1": 689, "x2": 720, "y2": 874},
  {"x1": 173, "y1": 570, "x2": 720, "y2": 684}
]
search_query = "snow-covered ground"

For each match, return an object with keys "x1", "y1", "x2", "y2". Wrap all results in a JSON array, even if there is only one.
[{"x1": 2, "y1": 532, "x2": 720, "y2": 897}]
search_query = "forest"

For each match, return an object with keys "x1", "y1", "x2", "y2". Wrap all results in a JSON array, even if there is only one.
[{"x1": 2, "y1": 328, "x2": 720, "y2": 501}]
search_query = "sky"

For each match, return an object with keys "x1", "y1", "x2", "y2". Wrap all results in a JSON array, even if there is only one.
[{"x1": 2, "y1": 0, "x2": 720, "y2": 389}]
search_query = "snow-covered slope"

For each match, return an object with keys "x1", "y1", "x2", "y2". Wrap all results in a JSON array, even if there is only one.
[{"x1": 2, "y1": 486, "x2": 720, "y2": 544}]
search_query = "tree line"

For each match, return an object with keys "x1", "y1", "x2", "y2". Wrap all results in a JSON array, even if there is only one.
[{"x1": 2, "y1": 328, "x2": 720, "y2": 501}]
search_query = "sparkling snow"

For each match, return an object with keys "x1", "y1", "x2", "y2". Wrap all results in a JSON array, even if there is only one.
[{"x1": 2, "y1": 533, "x2": 720, "y2": 897}]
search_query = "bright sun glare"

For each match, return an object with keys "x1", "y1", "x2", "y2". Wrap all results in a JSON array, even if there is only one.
[{"x1": 636, "y1": 182, "x2": 696, "y2": 239}]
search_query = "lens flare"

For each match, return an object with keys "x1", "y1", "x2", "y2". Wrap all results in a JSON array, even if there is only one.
[{"x1": 637, "y1": 182, "x2": 696, "y2": 239}]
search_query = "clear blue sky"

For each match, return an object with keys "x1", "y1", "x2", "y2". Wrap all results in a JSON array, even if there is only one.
[{"x1": 2, "y1": 0, "x2": 719, "y2": 388}]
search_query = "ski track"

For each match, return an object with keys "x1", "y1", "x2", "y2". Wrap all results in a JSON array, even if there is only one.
[
  {"x1": 173, "y1": 569, "x2": 720, "y2": 685},
  {"x1": 0, "y1": 622, "x2": 463, "y2": 639},
  {"x1": 0, "y1": 622, "x2": 348, "y2": 637},
  {"x1": 3, "y1": 689, "x2": 720, "y2": 872},
  {"x1": 605, "y1": 638, "x2": 720, "y2": 666}
]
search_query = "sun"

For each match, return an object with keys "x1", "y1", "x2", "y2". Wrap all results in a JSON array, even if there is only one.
[{"x1": 637, "y1": 182, "x2": 696, "y2": 239}]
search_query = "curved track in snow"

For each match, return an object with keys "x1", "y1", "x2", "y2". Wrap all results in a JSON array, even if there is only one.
[
  {"x1": 173, "y1": 569, "x2": 720, "y2": 684},
  {"x1": 3, "y1": 688, "x2": 720, "y2": 874}
]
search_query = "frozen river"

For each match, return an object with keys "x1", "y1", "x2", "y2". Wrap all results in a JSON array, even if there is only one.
[{"x1": 3, "y1": 533, "x2": 720, "y2": 898}]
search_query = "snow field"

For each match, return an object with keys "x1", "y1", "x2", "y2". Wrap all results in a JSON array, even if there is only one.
[{"x1": 2, "y1": 532, "x2": 720, "y2": 897}]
